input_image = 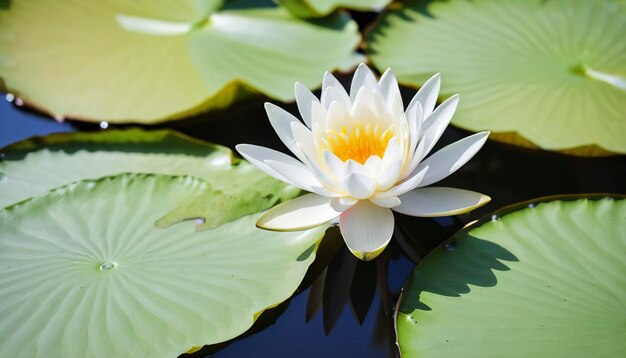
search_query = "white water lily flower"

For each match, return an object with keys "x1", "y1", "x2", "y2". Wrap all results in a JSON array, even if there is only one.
[{"x1": 236, "y1": 64, "x2": 490, "y2": 261}]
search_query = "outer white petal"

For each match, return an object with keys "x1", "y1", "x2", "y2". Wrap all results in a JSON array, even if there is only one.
[
  {"x1": 339, "y1": 200, "x2": 395, "y2": 261},
  {"x1": 369, "y1": 196, "x2": 401, "y2": 208},
  {"x1": 236, "y1": 144, "x2": 302, "y2": 185},
  {"x1": 350, "y1": 63, "x2": 379, "y2": 102},
  {"x1": 415, "y1": 131, "x2": 490, "y2": 188},
  {"x1": 295, "y1": 82, "x2": 319, "y2": 128},
  {"x1": 380, "y1": 164, "x2": 428, "y2": 198},
  {"x1": 378, "y1": 68, "x2": 401, "y2": 104},
  {"x1": 322, "y1": 71, "x2": 350, "y2": 108},
  {"x1": 264, "y1": 103, "x2": 303, "y2": 159},
  {"x1": 421, "y1": 94, "x2": 460, "y2": 156},
  {"x1": 257, "y1": 193, "x2": 340, "y2": 231},
  {"x1": 290, "y1": 121, "x2": 317, "y2": 161},
  {"x1": 330, "y1": 197, "x2": 358, "y2": 212},
  {"x1": 265, "y1": 159, "x2": 338, "y2": 197},
  {"x1": 394, "y1": 187, "x2": 491, "y2": 217},
  {"x1": 296, "y1": 143, "x2": 339, "y2": 191},
  {"x1": 407, "y1": 73, "x2": 440, "y2": 118}
]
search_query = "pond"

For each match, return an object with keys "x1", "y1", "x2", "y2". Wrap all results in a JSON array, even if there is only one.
[{"x1": 1, "y1": 88, "x2": 624, "y2": 357}]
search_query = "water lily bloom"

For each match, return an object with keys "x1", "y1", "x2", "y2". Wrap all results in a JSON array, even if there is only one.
[{"x1": 236, "y1": 64, "x2": 490, "y2": 261}]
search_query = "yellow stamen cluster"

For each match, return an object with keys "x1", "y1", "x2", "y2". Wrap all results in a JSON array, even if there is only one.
[{"x1": 325, "y1": 124, "x2": 394, "y2": 164}]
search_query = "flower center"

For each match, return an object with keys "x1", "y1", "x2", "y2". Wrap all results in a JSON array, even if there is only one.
[{"x1": 325, "y1": 124, "x2": 393, "y2": 164}]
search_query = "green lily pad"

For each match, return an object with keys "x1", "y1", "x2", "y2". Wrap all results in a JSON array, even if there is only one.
[
  {"x1": 396, "y1": 195, "x2": 626, "y2": 357},
  {"x1": 0, "y1": 173, "x2": 328, "y2": 357},
  {"x1": 0, "y1": 0, "x2": 362, "y2": 123},
  {"x1": 368, "y1": 0, "x2": 626, "y2": 155},
  {"x1": 277, "y1": 0, "x2": 391, "y2": 18},
  {"x1": 0, "y1": 129, "x2": 299, "y2": 224}
]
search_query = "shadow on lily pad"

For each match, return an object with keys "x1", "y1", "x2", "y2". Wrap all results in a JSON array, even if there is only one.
[{"x1": 400, "y1": 235, "x2": 518, "y2": 313}]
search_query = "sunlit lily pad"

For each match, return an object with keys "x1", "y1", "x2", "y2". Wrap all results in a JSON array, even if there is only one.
[
  {"x1": 0, "y1": 0, "x2": 361, "y2": 123},
  {"x1": 396, "y1": 195, "x2": 626, "y2": 357},
  {"x1": 0, "y1": 129, "x2": 299, "y2": 216},
  {"x1": 368, "y1": 0, "x2": 626, "y2": 155},
  {"x1": 0, "y1": 173, "x2": 327, "y2": 357},
  {"x1": 277, "y1": 0, "x2": 391, "y2": 18}
]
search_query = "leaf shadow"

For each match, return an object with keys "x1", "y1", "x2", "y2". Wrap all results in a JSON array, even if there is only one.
[{"x1": 400, "y1": 234, "x2": 518, "y2": 314}]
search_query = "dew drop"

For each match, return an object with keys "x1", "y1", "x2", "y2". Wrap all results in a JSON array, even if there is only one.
[
  {"x1": 528, "y1": 203, "x2": 536, "y2": 209},
  {"x1": 53, "y1": 115, "x2": 65, "y2": 123},
  {"x1": 491, "y1": 214, "x2": 499, "y2": 222},
  {"x1": 5, "y1": 93, "x2": 15, "y2": 102},
  {"x1": 99, "y1": 121, "x2": 109, "y2": 129},
  {"x1": 195, "y1": 217, "x2": 206, "y2": 225},
  {"x1": 445, "y1": 242, "x2": 456, "y2": 251},
  {"x1": 99, "y1": 262, "x2": 117, "y2": 271},
  {"x1": 14, "y1": 98, "x2": 23, "y2": 106}
]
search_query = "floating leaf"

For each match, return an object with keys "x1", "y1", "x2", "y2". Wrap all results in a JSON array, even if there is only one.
[
  {"x1": 0, "y1": 0, "x2": 361, "y2": 123},
  {"x1": 0, "y1": 129, "x2": 299, "y2": 215},
  {"x1": 368, "y1": 0, "x2": 626, "y2": 155},
  {"x1": 0, "y1": 173, "x2": 327, "y2": 357},
  {"x1": 277, "y1": 0, "x2": 391, "y2": 18},
  {"x1": 396, "y1": 196, "x2": 626, "y2": 357}
]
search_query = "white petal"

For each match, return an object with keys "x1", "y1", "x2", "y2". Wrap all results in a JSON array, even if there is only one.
[
  {"x1": 295, "y1": 82, "x2": 319, "y2": 128},
  {"x1": 407, "y1": 73, "x2": 440, "y2": 118},
  {"x1": 415, "y1": 131, "x2": 490, "y2": 188},
  {"x1": 342, "y1": 173, "x2": 377, "y2": 199},
  {"x1": 402, "y1": 139, "x2": 427, "y2": 180},
  {"x1": 296, "y1": 143, "x2": 339, "y2": 191},
  {"x1": 340, "y1": 160, "x2": 376, "y2": 199},
  {"x1": 354, "y1": 86, "x2": 384, "y2": 117},
  {"x1": 421, "y1": 94, "x2": 459, "y2": 156},
  {"x1": 311, "y1": 101, "x2": 328, "y2": 138},
  {"x1": 330, "y1": 197, "x2": 358, "y2": 212},
  {"x1": 407, "y1": 102, "x2": 423, "y2": 156},
  {"x1": 378, "y1": 139, "x2": 403, "y2": 190},
  {"x1": 394, "y1": 187, "x2": 491, "y2": 217},
  {"x1": 323, "y1": 150, "x2": 345, "y2": 174},
  {"x1": 381, "y1": 164, "x2": 428, "y2": 197},
  {"x1": 351, "y1": 100, "x2": 378, "y2": 125},
  {"x1": 378, "y1": 68, "x2": 401, "y2": 103},
  {"x1": 339, "y1": 200, "x2": 394, "y2": 261},
  {"x1": 265, "y1": 159, "x2": 337, "y2": 196},
  {"x1": 388, "y1": 92, "x2": 404, "y2": 122},
  {"x1": 236, "y1": 144, "x2": 301, "y2": 184},
  {"x1": 264, "y1": 102, "x2": 302, "y2": 159},
  {"x1": 326, "y1": 101, "x2": 350, "y2": 132},
  {"x1": 369, "y1": 195, "x2": 401, "y2": 208},
  {"x1": 363, "y1": 155, "x2": 382, "y2": 175},
  {"x1": 322, "y1": 71, "x2": 350, "y2": 108},
  {"x1": 350, "y1": 63, "x2": 379, "y2": 102},
  {"x1": 290, "y1": 121, "x2": 317, "y2": 160},
  {"x1": 257, "y1": 194, "x2": 340, "y2": 231}
]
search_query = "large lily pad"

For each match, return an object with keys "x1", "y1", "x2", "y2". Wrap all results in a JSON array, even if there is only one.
[
  {"x1": 396, "y1": 195, "x2": 626, "y2": 357},
  {"x1": 277, "y1": 0, "x2": 391, "y2": 18},
  {"x1": 0, "y1": 173, "x2": 328, "y2": 357},
  {"x1": 368, "y1": 0, "x2": 626, "y2": 155},
  {"x1": 0, "y1": 129, "x2": 299, "y2": 217},
  {"x1": 0, "y1": 0, "x2": 361, "y2": 123}
]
